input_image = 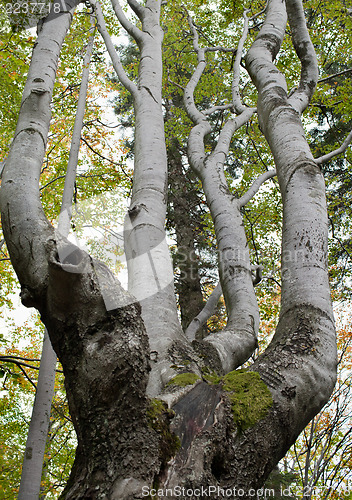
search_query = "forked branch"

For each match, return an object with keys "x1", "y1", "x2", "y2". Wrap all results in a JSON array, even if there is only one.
[
  {"x1": 94, "y1": 1, "x2": 139, "y2": 98},
  {"x1": 110, "y1": 0, "x2": 144, "y2": 43}
]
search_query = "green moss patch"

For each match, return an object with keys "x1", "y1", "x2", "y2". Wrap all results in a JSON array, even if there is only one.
[
  {"x1": 202, "y1": 368, "x2": 222, "y2": 385},
  {"x1": 222, "y1": 369, "x2": 273, "y2": 432},
  {"x1": 147, "y1": 399, "x2": 180, "y2": 465},
  {"x1": 167, "y1": 372, "x2": 200, "y2": 387}
]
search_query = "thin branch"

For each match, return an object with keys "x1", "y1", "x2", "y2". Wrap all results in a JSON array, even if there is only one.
[
  {"x1": 185, "y1": 283, "x2": 222, "y2": 341},
  {"x1": 2, "y1": 361, "x2": 38, "y2": 391},
  {"x1": 126, "y1": 0, "x2": 145, "y2": 20},
  {"x1": 315, "y1": 130, "x2": 352, "y2": 165},
  {"x1": 109, "y1": 0, "x2": 144, "y2": 43},
  {"x1": 184, "y1": 9, "x2": 254, "y2": 161},
  {"x1": 232, "y1": 9, "x2": 250, "y2": 113},
  {"x1": 0, "y1": 354, "x2": 41, "y2": 362},
  {"x1": 286, "y1": 0, "x2": 319, "y2": 113},
  {"x1": 93, "y1": 1, "x2": 139, "y2": 98},
  {"x1": 40, "y1": 175, "x2": 66, "y2": 191},
  {"x1": 249, "y1": 137, "x2": 272, "y2": 171},
  {"x1": 0, "y1": 356, "x2": 63, "y2": 373},
  {"x1": 59, "y1": 20, "x2": 96, "y2": 236},
  {"x1": 318, "y1": 68, "x2": 352, "y2": 84},
  {"x1": 328, "y1": 216, "x2": 352, "y2": 261},
  {"x1": 238, "y1": 169, "x2": 277, "y2": 207},
  {"x1": 203, "y1": 103, "x2": 234, "y2": 116},
  {"x1": 95, "y1": 118, "x2": 122, "y2": 129},
  {"x1": 213, "y1": 107, "x2": 255, "y2": 159},
  {"x1": 205, "y1": 46, "x2": 236, "y2": 53},
  {"x1": 168, "y1": 76, "x2": 184, "y2": 92},
  {"x1": 80, "y1": 136, "x2": 132, "y2": 179},
  {"x1": 184, "y1": 14, "x2": 208, "y2": 124},
  {"x1": 249, "y1": 0, "x2": 269, "y2": 21},
  {"x1": 17, "y1": 363, "x2": 38, "y2": 391}
]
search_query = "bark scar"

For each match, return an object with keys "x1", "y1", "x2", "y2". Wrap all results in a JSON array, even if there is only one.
[{"x1": 141, "y1": 85, "x2": 159, "y2": 104}]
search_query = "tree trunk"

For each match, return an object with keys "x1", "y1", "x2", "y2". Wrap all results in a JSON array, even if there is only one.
[
  {"x1": 167, "y1": 141, "x2": 205, "y2": 334},
  {"x1": 18, "y1": 330, "x2": 57, "y2": 500}
]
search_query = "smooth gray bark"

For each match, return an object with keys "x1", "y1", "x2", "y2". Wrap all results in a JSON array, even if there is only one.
[
  {"x1": 185, "y1": 283, "x2": 222, "y2": 341},
  {"x1": 97, "y1": 0, "x2": 197, "y2": 396},
  {"x1": 18, "y1": 330, "x2": 57, "y2": 500},
  {"x1": 59, "y1": 22, "x2": 95, "y2": 236},
  {"x1": 18, "y1": 22, "x2": 95, "y2": 500},
  {"x1": 184, "y1": 14, "x2": 261, "y2": 373}
]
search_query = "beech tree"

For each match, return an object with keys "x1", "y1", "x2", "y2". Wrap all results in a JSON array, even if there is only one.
[{"x1": 1, "y1": 0, "x2": 351, "y2": 497}]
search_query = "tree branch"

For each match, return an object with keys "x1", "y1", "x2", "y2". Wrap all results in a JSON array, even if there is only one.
[
  {"x1": 0, "y1": 356, "x2": 63, "y2": 373},
  {"x1": 126, "y1": 0, "x2": 145, "y2": 20},
  {"x1": 184, "y1": 11, "x2": 261, "y2": 373},
  {"x1": 185, "y1": 283, "x2": 222, "y2": 341},
  {"x1": 249, "y1": 0, "x2": 269, "y2": 21},
  {"x1": 238, "y1": 169, "x2": 277, "y2": 207},
  {"x1": 59, "y1": 19, "x2": 95, "y2": 237},
  {"x1": 94, "y1": 1, "x2": 139, "y2": 98},
  {"x1": 318, "y1": 68, "x2": 352, "y2": 84},
  {"x1": 109, "y1": 0, "x2": 144, "y2": 43},
  {"x1": 203, "y1": 103, "x2": 233, "y2": 116},
  {"x1": 245, "y1": 0, "x2": 287, "y2": 123},
  {"x1": 315, "y1": 130, "x2": 352, "y2": 165},
  {"x1": 0, "y1": 354, "x2": 41, "y2": 362},
  {"x1": 214, "y1": 107, "x2": 255, "y2": 158},
  {"x1": 286, "y1": 0, "x2": 319, "y2": 113},
  {"x1": 232, "y1": 9, "x2": 250, "y2": 113},
  {"x1": 184, "y1": 14, "x2": 207, "y2": 124}
]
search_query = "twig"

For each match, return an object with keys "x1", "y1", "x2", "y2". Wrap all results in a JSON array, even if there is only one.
[
  {"x1": 315, "y1": 130, "x2": 352, "y2": 165},
  {"x1": 249, "y1": 0, "x2": 269, "y2": 21},
  {"x1": 80, "y1": 136, "x2": 132, "y2": 180},
  {"x1": 328, "y1": 216, "x2": 352, "y2": 260},
  {"x1": 318, "y1": 68, "x2": 352, "y2": 84},
  {"x1": 238, "y1": 169, "x2": 277, "y2": 207}
]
